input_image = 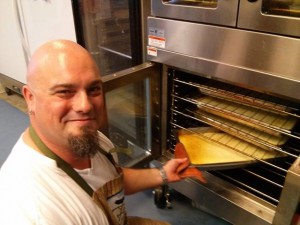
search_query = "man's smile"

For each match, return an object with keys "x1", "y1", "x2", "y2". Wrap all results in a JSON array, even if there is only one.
[{"x1": 67, "y1": 118, "x2": 96, "y2": 124}]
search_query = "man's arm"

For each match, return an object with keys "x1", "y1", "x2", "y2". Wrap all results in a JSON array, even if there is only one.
[{"x1": 122, "y1": 158, "x2": 188, "y2": 195}]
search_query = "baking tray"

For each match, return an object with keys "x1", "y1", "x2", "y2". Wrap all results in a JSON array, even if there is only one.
[
  {"x1": 192, "y1": 109, "x2": 289, "y2": 151},
  {"x1": 177, "y1": 127, "x2": 287, "y2": 170},
  {"x1": 196, "y1": 96, "x2": 299, "y2": 137}
]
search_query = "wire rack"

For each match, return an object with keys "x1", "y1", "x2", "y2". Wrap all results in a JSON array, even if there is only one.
[{"x1": 167, "y1": 70, "x2": 300, "y2": 205}]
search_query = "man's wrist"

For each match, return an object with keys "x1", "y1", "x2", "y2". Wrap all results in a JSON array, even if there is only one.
[{"x1": 159, "y1": 167, "x2": 168, "y2": 186}]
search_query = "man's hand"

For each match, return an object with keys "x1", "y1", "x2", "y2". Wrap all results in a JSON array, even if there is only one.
[
  {"x1": 162, "y1": 158, "x2": 189, "y2": 183},
  {"x1": 164, "y1": 143, "x2": 206, "y2": 183}
]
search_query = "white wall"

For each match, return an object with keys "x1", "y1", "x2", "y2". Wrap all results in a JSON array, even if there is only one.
[
  {"x1": 0, "y1": 0, "x2": 77, "y2": 84},
  {"x1": 0, "y1": 1, "x2": 27, "y2": 83}
]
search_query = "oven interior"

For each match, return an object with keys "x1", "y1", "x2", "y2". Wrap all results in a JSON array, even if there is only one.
[{"x1": 166, "y1": 68, "x2": 300, "y2": 207}]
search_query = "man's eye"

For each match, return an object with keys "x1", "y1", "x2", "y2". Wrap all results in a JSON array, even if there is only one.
[
  {"x1": 57, "y1": 90, "x2": 71, "y2": 94},
  {"x1": 89, "y1": 87, "x2": 102, "y2": 96},
  {"x1": 56, "y1": 90, "x2": 74, "y2": 97}
]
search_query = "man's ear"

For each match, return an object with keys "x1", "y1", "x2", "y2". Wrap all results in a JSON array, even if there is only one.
[{"x1": 22, "y1": 85, "x2": 35, "y2": 110}]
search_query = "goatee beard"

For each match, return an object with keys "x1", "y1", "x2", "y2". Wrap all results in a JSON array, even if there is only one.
[{"x1": 68, "y1": 127, "x2": 101, "y2": 158}]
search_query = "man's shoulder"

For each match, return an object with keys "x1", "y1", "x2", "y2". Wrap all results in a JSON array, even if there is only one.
[{"x1": 97, "y1": 131, "x2": 115, "y2": 152}]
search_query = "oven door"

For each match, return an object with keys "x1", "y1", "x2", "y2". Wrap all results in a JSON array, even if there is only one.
[
  {"x1": 238, "y1": 0, "x2": 300, "y2": 37},
  {"x1": 151, "y1": 0, "x2": 239, "y2": 26},
  {"x1": 102, "y1": 62, "x2": 162, "y2": 167}
]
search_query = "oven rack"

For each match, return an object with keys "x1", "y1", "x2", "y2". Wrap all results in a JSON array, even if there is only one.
[
  {"x1": 170, "y1": 104, "x2": 299, "y2": 161},
  {"x1": 197, "y1": 96, "x2": 299, "y2": 137},
  {"x1": 168, "y1": 126, "x2": 288, "y2": 205},
  {"x1": 178, "y1": 108, "x2": 299, "y2": 159},
  {"x1": 209, "y1": 168, "x2": 283, "y2": 205},
  {"x1": 173, "y1": 94, "x2": 300, "y2": 140},
  {"x1": 192, "y1": 109, "x2": 288, "y2": 150},
  {"x1": 169, "y1": 72, "x2": 300, "y2": 206},
  {"x1": 174, "y1": 78, "x2": 300, "y2": 118},
  {"x1": 168, "y1": 122, "x2": 294, "y2": 205},
  {"x1": 170, "y1": 121, "x2": 293, "y2": 173}
]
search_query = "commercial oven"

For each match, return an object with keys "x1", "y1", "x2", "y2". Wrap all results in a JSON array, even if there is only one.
[
  {"x1": 152, "y1": 0, "x2": 300, "y2": 37},
  {"x1": 238, "y1": 0, "x2": 300, "y2": 37},
  {"x1": 151, "y1": 0, "x2": 239, "y2": 26},
  {"x1": 101, "y1": 1, "x2": 300, "y2": 225}
]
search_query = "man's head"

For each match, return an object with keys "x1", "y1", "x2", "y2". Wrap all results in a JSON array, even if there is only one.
[{"x1": 23, "y1": 40, "x2": 105, "y2": 157}]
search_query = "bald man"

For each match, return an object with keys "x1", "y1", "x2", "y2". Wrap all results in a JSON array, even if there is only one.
[{"x1": 0, "y1": 40, "x2": 188, "y2": 225}]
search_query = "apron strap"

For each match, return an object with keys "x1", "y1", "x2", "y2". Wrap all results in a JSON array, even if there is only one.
[{"x1": 29, "y1": 125, "x2": 94, "y2": 197}]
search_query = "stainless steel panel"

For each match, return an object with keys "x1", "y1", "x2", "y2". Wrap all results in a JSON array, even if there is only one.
[
  {"x1": 148, "y1": 47, "x2": 300, "y2": 101},
  {"x1": 152, "y1": 156, "x2": 275, "y2": 225},
  {"x1": 169, "y1": 175, "x2": 275, "y2": 225},
  {"x1": 238, "y1": 0, "x2": 300, "y2": 38},
  {"x1": 151, "y1": 0, "x2": 239, "y2": 26},
  {"x1": 147, "y1": 17, "x2": 300, "y2": 101},
  {"x1": 273, "y1": 157, "x2": 300, "y2": 225},
  {"x1": 168, "y1": 156, "x2": 300, "y2": 225}
]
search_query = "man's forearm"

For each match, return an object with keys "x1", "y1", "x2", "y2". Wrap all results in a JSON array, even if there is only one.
[{"x1": 122, "y1": 167, "x2": 164, "y2": 195}]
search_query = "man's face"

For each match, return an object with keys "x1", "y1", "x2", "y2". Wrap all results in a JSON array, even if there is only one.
[{"x1": 29, "y1": 54, "x2": 105, "y2": 149}]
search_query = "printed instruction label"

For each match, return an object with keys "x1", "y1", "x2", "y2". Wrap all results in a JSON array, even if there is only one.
[
  {"x1": 148, "y1": 36, "x2": 166, "y2": 49},
  {"x1": 148, "y1": 27, "x2": 165, "y2": 49},
  {"x1": 147, "y1": 46, "x2": 157, "y2": 57}
]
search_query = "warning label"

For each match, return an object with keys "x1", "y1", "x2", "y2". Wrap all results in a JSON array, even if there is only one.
[
  {"x1": 147, "y1": 46, "x2": 157, "y2": 57},
  {"x1": 148, "y1": 35, "x2": 166, "y2": 49}
]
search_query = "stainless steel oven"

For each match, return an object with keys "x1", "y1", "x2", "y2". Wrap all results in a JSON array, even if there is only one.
[
  {"x1": 160, "y1": 66, "x2": 300, "y2": 225},
  {"x1": 152, "y1": 0, "x2": 300, "y2": 37},
  {"x1": 101, "y1": 1, "x2": 300, "y2": 225},
  {"x1": 238, "y1": 0, "x2": 300, "y2": 37},
  {"x1": 144, "y1": 16, "x2": 300, "y2": 225},
  {"x1": 103, "y1": 15, "x2": 300, "y2": 224},
  {"x1": 151, "y1": 0, "x2": 239, "y2": 26}
]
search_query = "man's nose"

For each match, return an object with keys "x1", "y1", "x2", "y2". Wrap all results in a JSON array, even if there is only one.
[{"x1": 72, "y1": 91, "x2": 93, "y2": 113}]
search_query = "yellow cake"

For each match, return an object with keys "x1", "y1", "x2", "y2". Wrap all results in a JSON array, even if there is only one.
[{"x1": 178, "y1": 128, "x2": 286, "y2": 166}]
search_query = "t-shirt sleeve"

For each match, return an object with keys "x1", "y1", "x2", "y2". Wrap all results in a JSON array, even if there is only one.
[{"x1": 97, "y1": 131, "x2": 118, "y2": 163}]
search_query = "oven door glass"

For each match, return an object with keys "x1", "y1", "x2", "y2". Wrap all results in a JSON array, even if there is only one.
[
  {"x1": 151, "y1": 0, "x2": 239, "y2": 26},
  {"x1": 102, "y1": 63, "x2": 161, "y2": 167},
  {"x1": 77, "y1": 0, "x2": 143, "y2": 77},
  {"x1": 163, "y1": 0, "x2": 217, "y2": 8},
  {"x1": 238, "y1": 0, "x2": 300, "y2": 37},
  {"x1": 262, "y1": 0, "x2": 300, "y2": 17}
]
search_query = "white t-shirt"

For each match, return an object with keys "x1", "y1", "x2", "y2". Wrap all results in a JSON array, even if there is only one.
[{"x1": 0, "y1": 131, "x2": 122, "y2": 225}]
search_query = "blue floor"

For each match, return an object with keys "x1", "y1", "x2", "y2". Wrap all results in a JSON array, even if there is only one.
[
  {"x1": 0, "y1": 100, "x2": 29, "y2": 165},
  {"x1": 125, "y1": 189, "x2": 231, "y2": 225}
]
